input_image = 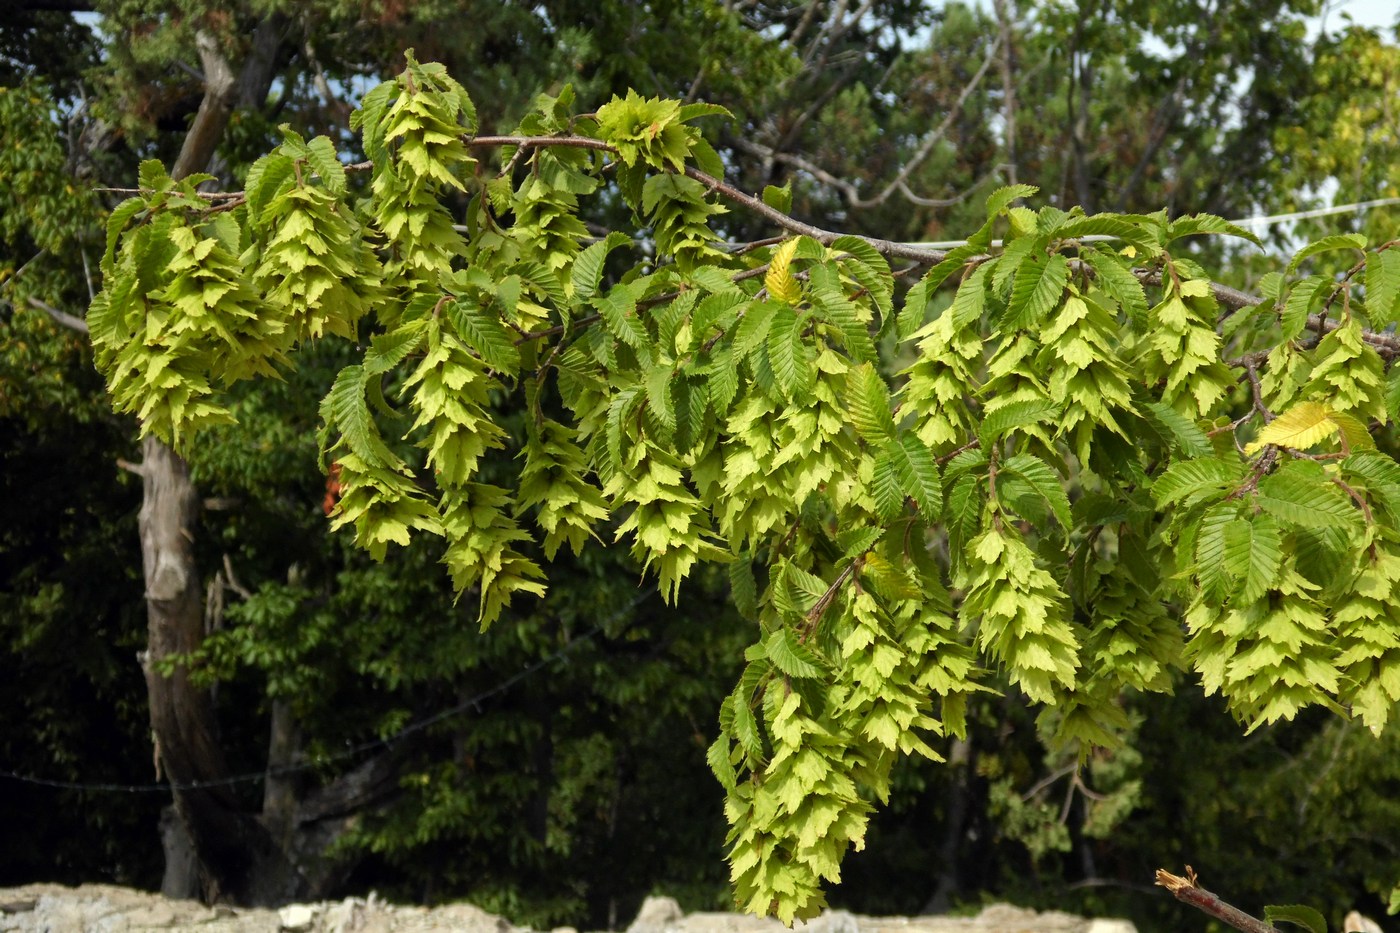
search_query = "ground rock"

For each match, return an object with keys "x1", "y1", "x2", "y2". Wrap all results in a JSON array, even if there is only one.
[{"x1": 0, "y1": 883, "x2": 1138, "y2": 933}]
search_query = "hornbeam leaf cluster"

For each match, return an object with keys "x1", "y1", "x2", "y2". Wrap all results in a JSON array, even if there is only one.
[{"x1": 89, "y1": 53, "x2": 1400, "y2": 922}]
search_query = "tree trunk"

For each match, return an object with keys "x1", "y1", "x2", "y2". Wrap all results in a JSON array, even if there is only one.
[{"x1": 132, "y1": 14, "x2": 411, "y2": 904}]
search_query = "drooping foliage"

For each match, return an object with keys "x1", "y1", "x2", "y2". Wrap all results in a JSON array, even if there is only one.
[{"x1": 85, "y1": 52, "x2": 1400, "y2": 922}]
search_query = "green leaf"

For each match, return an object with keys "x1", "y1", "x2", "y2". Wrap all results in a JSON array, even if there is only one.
[
  {"x1": 845, "y1": 362, "x2": 895, "y2": 444},
  {"x1": 978, "y1": 399, "x2": 1059, "y2": 446},
  {"x1": 1285, "y1": 233, "x2": 1368, "y2": 276},
  {"x1": 1195, "y1": 502, "x2": 1236, "y2": 601},
  {"x1": 767, "y1": 307, "x2": 812, "y2": 400},
  {"x1": 325, "y1": 365, "x2": 400, "y2": 470},
  {"x1": 871, "y1": 447, "x2": 906, "y2": 521},
  {"x1": 1256, "y1": 461, "x2": 1359, "y2": 530},
  {"x1": 1365, "y1": 248, "x2": 1400, "y2": 326},
  {"x1": 986, "y1": 184, "x2": 1039, "y2": 217},
  {"x1": 596, "y1": 282, "x2": 646, "y2": 349},
  {"x1": 1083, "y1": 249, "x2": 1148, "y2": 329},
  {"x1": 731, "y1": 686, "x2": 764, "y2": 758},
  {"x1": 1280, "y1": 275, "x2": 1327, "y2": 341},
  {"x1": 448, "y1": 299, "x2": 521, "y2": 374},
  {"x1": 305, "y1": 135, "x2": 346, "y2": 194},
  {"x1": 644, "y1": 363, "x2": 677, "y2": 435},
  {"x1": 707, "y1": 736, "x2": 737, "y2": 791},
  {"x1": 1003, "y1": 252, "x2": 1068, "y2": 330},
  {"x1": 762, "y1": 182, "x2": 793, "y2": 214},
  {"x1": 729, "y1": 555, "x2": 759, "y2": 618},
  {"x1": 1262, "y1": 904, "x2": 1328, "y2": 933},
  {"x1": 1240, "y1": 513, "x2": 1282, "y2": 603},
  {"x1": 1002, "y1": 454, "x2": 1071, "y2": 532},
  {"x1": 889, "y1": 434, "x2": 942, "y2": 520},
  {"x1": 571, "y1": 231, "x2": 632, "y2": 302},
  {"x1": 1056, "y1": 216, "x2": 1161, "y2": 255},
  {"x1": 364, "y1": 323, "x2": 425, "y2": 375},
  {"x1": 764, "y1": 627, "x2": 826, "y2": 679},
  {"x1": 1141, "y1": 400, "x2": 1213, "y2": 458},
  {"x1": 1166, "y1": 213, "x2": 1263, "y2": 247},
  {"x1": 1151, "y1": 458, "x2": 1241, "y2": 509},
  {"x1": 948, "y1": 261, "x2": 990, "y2": 328}
]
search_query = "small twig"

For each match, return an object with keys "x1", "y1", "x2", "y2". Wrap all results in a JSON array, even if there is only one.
[{"x1": 1155, "y1": 867, "x2": 1276, "y2": 933}]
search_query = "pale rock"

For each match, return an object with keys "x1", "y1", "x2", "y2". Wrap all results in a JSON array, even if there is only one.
[
  {"x1": 629, "y1": 896, "x2": 685, "y2": 933},
  {"x1": 279, "y1": 903, "x2": 317, "y2": 930}
]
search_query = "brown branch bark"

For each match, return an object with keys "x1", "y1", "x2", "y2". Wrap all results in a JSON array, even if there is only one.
[{"x1": 1155, "y1": 867, "x2": 1277, "y2": 933}]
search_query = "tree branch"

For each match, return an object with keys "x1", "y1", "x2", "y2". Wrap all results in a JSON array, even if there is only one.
[
  {"x1": 731, "y1": 35, "x2": 1001, "y2": 211},
  {"x1": 1155, "y1": 867, "x2": 1277, "y2": 933},
  {"x1": 27, "y1": 296, "x2": 88, "y2": 334}
]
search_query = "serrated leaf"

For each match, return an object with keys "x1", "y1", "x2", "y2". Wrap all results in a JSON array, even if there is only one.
[
  {"x1": 1246, "y1": 400, "x2": 1337, "y2": 454},
  {"x1": 978, "y1": 399, "x2": 1059, "y2": 446},
  {"x1": 1056, "y1": 216, "x2": 1161, "y2": 255},
  {"x1": 986, "y1": 184, "x2": 1039, "y2": 217},
  {"x1": 1151, "y1": 458, "x2": 1241, "y2": 508},
  {"x1": 762, "y1": 182, "x2": 792, "y2": 214},
  {"x1": 830, "y1": 235, "x2": 894, "y2": 313},
  {"x1": 731, "y1": 301, "x2": 777, "y2": 359},
  {"x1": 364, "y1": 323, "x2": 425, "y2": 375},
  {"x1": 325, "y1": 364, "x2": 400, "y2": 470},
  {"x1": 706, "y1": 736, "x2": 737, "y2": 790},
  {"x1": 1285, "y1": 233, "x2": 1367, "y2": 276},
  {"x1": 872, "y1": 447, "x2": 906, "y2": 521},
  {"x1": 729, "y1": 554, "x2": 758, "y2": 618},
  {"x1": 1195, "y1": 502, "x2": 1235, "y2": 601},
  {"x1": 1240, "y1": 513, "x2": 1282, "y2": 603},
  {"x1": 305, "y1": 135, "x2": 346, "y2": 194},
  {"x1": 1083, "y1": 249, "x2": 1148, "y2": 329},
  {"x1": 644, "y1": 363, "x2": 677, "y2": 435},
  {"x1": 947, "y1": 261, "x2": 991, "y2": 329},
  {"x1": 768, "y1": 307, "x2": 812, "y2": 400},
  {"x1": 837, "y1": 526, "x2": 883, "y2": 558},
  {"x1": 1255, "y1": 461, "x2": 1359, "y2": 530},
  {"x1": 889, "y1": 434, "x2": 942, "y2": 520},
  {"x1": 1262, "y1": 904, "x2": 1328, "y2": 933},
  {"x1": 448, "y1": 299, "x2": 521, "y2": 373},
  {"x1": 1142, "y1": 400, "x2": 1213, "y2": 458},
  {"x1": 596, "y1": 282, "x2": 646, "y2": 348},
  {"x1": 845, "y1": 362, "x2": 895, "y2": 443},
  {"x1": 731, "y1": 686, "x2": 764, "y2": 758},
  {"x1": 1003, "y1": 252, "x2": 1068, "y2": 330},
  {"x1": 947, "y1": 472, "x2": 983, "y2": 560},
  {"x1": 1166, "y1": 213, "x2": 1263, "y2": 247},
  {"x1": 1366, "y1": 248, "x2": 1400, "y2": 326},
  {"x1": 1002, "y1": 453, "x2": 1071, "y2": 532},
  {"x1": 242, "y1": 154, "x2": 296, "y2": 228},
  {"x1": 766, "y1": 238, "x2": 803, "y2": 304},
  {"x1": 1280, "y1": 275, "x2": 1327, "y2": 341},
  {"x1": 764, "y1": 627, "x2": 826, "y2": 679},
  {"x1": 571, "y1": 231, "x2": 632, "y2": 302}
]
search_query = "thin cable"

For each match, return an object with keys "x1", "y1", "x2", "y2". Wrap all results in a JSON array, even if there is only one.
[
  {"x1": 0, "y1": 594, "x2": 651, "y2": 794},
  {"x1": 901, "y1": 196, "x2": 1400, "y2": 250}
]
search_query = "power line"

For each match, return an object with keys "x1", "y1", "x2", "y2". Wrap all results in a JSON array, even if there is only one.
[
  {"x1": 903, "y1": 196, "x2": 1400, "y2": 250},
  {"x1": 0, "y1": 594, "x2": 652, "y2": 795}
]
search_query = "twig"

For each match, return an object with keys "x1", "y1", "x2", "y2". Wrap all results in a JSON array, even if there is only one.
[{"x1": 1155, "y1": 867, "x2": 1276, "y2": 933}]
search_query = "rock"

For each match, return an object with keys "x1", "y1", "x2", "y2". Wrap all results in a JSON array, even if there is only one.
[
  {"x1": 279, "y1": 903, "x2": 318, "y2": 930},
  {"x1": 1085, "y1": 920, "x2": 1138, "y2": 933},
  {"x1": 628, "y1": 896, "x2": 685, "y2": 933},
  {"x1": 0, "y1": 883, "x2": 1137, "y2": 933}
]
